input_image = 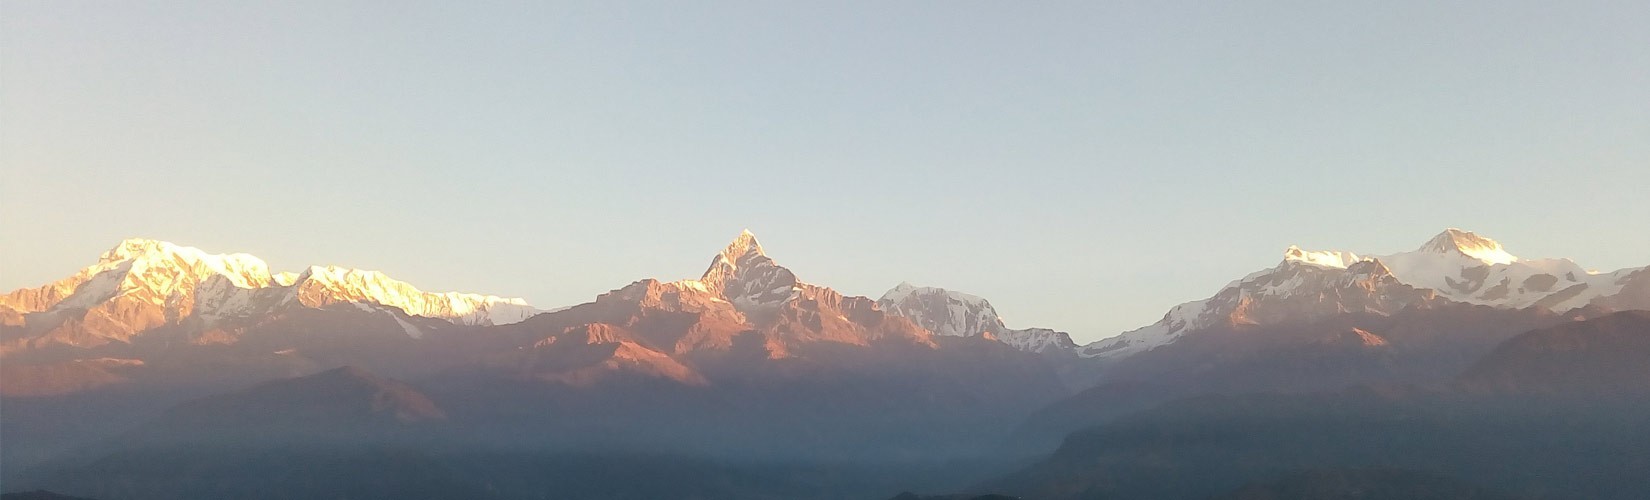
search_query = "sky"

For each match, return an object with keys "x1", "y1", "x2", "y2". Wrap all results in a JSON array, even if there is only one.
[{"x1": 3, "y1": 1, "x2": 1647, "y2": 343}]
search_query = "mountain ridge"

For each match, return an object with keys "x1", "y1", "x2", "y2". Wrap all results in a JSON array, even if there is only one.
[
  {"x1": 1081, "y1": 229, "x2": 1648, "y2": 358},
  {"x1": 1, "y1": 238, "x2": 541, "y2": 352},
  {"x1": 876, "y1": 283, "x2": 1077, "y2": 355},
  {"x1": 4, "y1": 229, "x2": 1645, "y2": 361}
]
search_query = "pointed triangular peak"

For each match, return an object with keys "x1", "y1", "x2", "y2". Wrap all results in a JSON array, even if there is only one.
[
  {"x1": 1416, "y1": 228, "x2": 1518, "y2": 265},
  {"x1": 726, "y1": 228, "x2": 764, "y2": 257},
  {"x1": 696, "y1": 230, "x2": 798, "y2": 305},
  {"x1": 700, "y1": 229, "x2": 766, "y2": 280}
]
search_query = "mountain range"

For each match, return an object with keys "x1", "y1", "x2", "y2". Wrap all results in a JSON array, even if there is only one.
[
  {"x1": 10, "y1": 228, "x2": 1640, "y2": 361},
  {"x1": 1083, "y1": 228, "x2": 1647, "y2": 358},
  {"x1": 2, "y1": 228, "x2": 1646, "y2": 499},
  {"x1": 1, "y1": 238, "x2": 537, "y2": 352}
]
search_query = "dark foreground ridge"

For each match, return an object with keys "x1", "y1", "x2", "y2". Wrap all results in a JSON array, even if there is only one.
[{"x1": 1, "y1": 491, "x2": 98, "y2": 500}]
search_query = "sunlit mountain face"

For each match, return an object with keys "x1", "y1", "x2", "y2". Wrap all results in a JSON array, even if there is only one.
[
  {"x1": 2, "y1": 229, "x2": 1646, "y2": 500},
  {"x1": 1081, "y1": 228, "x2": 1648, "y2": 360},
  {"x1": 0, "y1": 238, "x2": 539, "y2": 352}
]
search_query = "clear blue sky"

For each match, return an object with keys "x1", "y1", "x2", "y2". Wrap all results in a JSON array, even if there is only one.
[{"x1": 4, "y1": 1, "x2": 1646, "y2": 343}]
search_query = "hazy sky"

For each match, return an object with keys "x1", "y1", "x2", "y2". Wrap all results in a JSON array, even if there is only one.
[{"x1": 4, "y1": 1, "x2": 1646, "y2": 342}]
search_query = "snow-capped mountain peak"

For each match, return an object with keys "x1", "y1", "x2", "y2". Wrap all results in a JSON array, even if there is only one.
[
  {"x1": 707, "y1": 229, "x2": 766, "y2": 269},
  {"x1": 1283, "y1": 245, "x2": 1364, "y2": 269},
  {"x1": 52, "y1": 239, "x2": 278, "y2": 314},
  {"x1": 689, "y1": 230, "x2": 800, "y2": 310},
  {"x1": 2, "y1": 239, "x2": 543, "y2": 347},
  {"x1": 1, "y1": 239, "x2": 287, "y2": 344},
  {"x1": 287, "y1": 264, "x2": 539, "y2": 326},
  {"x1": 731, "y1": 228, "x2": 764, "y2": 254},
  {"x1": 699, "y1": 230, "x2": 769, "y2": 285},
  {"x1": 1416, "y1": 228, "x2": 1519, "y2": 265},
  {"x1": 1080, "y1": 228, "x2": 1648, "y2": 359},
  {"x1": 877, "y1": 283, "x2": 1078, "y2": 354},
  {"x1": 98, "y1": 238, "x2": 276, "y2": 288},
  {"x1": 877, "y1": 283, "x2": 1002, "y2": 337}
]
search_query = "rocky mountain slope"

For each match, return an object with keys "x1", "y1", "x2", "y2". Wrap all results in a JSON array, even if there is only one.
[{"x1": 1458, "y1": 310, "x2": 1650, "y2": 396}]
